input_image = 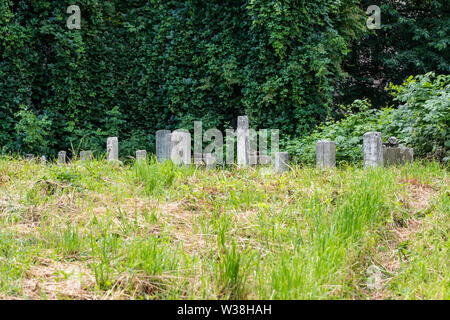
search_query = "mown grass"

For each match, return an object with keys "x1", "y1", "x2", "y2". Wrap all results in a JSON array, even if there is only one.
[{"x1": 0, "y1": 156, "x2": 448, "y2": 300}]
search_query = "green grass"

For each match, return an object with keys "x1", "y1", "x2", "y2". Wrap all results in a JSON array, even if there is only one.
[{"x1": 0, "y1": 156, "x2": 448, "y2": 300}]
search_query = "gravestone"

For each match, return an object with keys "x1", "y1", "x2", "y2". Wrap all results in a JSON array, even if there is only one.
[
  {"x1": 40, "y1": 156, "x2": 47, "y2": 165},
  {"x1": 25, "y1": 154, "x2": 33, "y2": 161},
  {"x1": 80, "y1": 151, "x2": 93, "y2": 161},
  {"x1": 156, "y1": 130, "x2": 171, "y2": 162},
  {"x1": 257, "y1": 129, "x2": 271, "y2": 166},
  {"x1": 274, "y1": 152, "x2": 289, "y2": 174},
  {"x1": 136, "y1": 150, "x2": 147, "y2": 162},
  {"x1": 58, "y1": 151, "x2": 67, "y2": 164},
  {"x1": 383, "y1": 137, "x2": 414, "y2": 166},
  {"x1": 107, "y1": 137, "x2": 119, "y2": 161},
  {"x1": 316, "y1": 140, "x2": 336, "y2": 169},
  {"x1": 237, "y1": 116, "x2": 250, "y2": 168},
  {"x1": 203, "y1": 153, "x2": 217, "y2": 169},
  {"x1": 194, "y1": 121, "x2": 203, "y2": 165},
  {"x1": 363, "y1": 132, "x2": 383, "y2": 169},
  {"x1": 170, "y1": 130, "x2": 191, "y2": 166}
]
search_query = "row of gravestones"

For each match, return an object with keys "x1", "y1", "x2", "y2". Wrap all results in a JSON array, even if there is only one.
[
  {"x1": 317, "y1": 133, "x2": 414, "y2": 169},
  {"x1": 24, "y1": 117, "x2": 413, "y2": 172}
]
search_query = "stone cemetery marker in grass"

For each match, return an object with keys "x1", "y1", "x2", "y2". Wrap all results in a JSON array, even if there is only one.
[
  {"x1": 40, "y1": 156, "x2": 47, "y2": 165},
  {"x1": 156, "y1": 130, "x2": 171, "y2": 163},
  {"x1": 80, "y1": 151, "x2": 93, "y2": 161},
  {"x1": 170, "y1": 130, "x2": 191, "y2": 166},
  {"x1": 363, "y1": 132, "x2": 383, "y2": 169},
  {"x1": 203, "y1": 153, "x2": 217, "y2": 169},
  {"x1": 58, "y1": 151, "x2": 67, "y2": 164},
  {"x1": 107, "y1": 137, "x2": 119, "y2": 162},
  {"x1": 383, "y1": 137, "x2": 414, "y2": 166},
  {"x1": 316, "y1": 140, "x2": 336, "y2": 169},
  {"x1": 274, "y1": 152, "x2": 289, "y2": 174},
  {"x1": 136, "y1": 150, "x2": 147, "y2": 162},
  {"x1": 26, "y1": 154, "x2": 33, "y2": 161},
  {"x1": 237, "y1": 116, "x2": 250, "y2": 168}
]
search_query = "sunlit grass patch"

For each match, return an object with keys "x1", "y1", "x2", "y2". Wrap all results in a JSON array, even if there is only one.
[{"x1": 0, "y1": 158, "x2": 447, "y2": 299}]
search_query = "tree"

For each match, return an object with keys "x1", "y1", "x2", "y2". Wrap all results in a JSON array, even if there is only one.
[{"x1": 339, "y1": 0, "x2": 450, "y2": 108}]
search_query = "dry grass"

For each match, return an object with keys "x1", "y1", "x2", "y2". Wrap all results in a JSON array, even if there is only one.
[{"x1": 0, "y1": 159, "x2": 448, "y2": 300}]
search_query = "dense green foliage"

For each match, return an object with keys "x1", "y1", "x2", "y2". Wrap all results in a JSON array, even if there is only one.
[
  {"x1": 287, "y1": 73, "x2": 450, "y2": 164},
  {"x1": 0, "y1": 0, "x2": 366, "y2": 157},
  {"x1": 339, "y1": 0, "x2": 450, "y2": 107}
]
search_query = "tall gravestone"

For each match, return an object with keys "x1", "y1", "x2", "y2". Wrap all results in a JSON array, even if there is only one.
[
  {"x1": 136, "y1": 150, "x2": 147, "y2": 162},
  {"x1": 274, "y1": 152, "x2": 289, "y2": 174},
  {"x1": 194, "y1": 121, "x2": 203, "y2": 165},
  {"x1": 363, "y1": 132, "x2": 383, "y2": 168},
  {"x1": 58, "y1": 151, "x2": 67, "y2": 164},
  {"x1": 156, "y1": 130, "x2": 171, "y2": 162},
  {"x1": 237, "y1": 116, "x2": 250, "y2": 168},
  {"x1": 107, "y1": 137, "x2": 119, "y2": 162},
  {"x1": 316, "y1": 140, "x2": 336, "y2": 168},
  {"x1": 171, "y1": 130, "x2": 191, "y2": 166}
]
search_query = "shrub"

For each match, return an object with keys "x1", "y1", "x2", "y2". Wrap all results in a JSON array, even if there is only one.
[
  {"x1": 385, "y1": 73, "x2": 450, "y2": 161},
  {"x1": 287, "y1": 73, "x2": 450, "y2": 164},
  {"x1": 0, "y1": 0, "x2": 366, "y2": 157}
]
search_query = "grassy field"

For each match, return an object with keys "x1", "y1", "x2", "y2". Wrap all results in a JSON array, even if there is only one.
[{"x1": 0, "y1": 157, "x2": 448, "y2": 300}]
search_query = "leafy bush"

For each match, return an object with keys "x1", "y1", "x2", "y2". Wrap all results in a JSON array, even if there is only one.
[
  {"x1": 287, "y1": 73, "x2": 450, "y2": 164},
  {"x1": 0, "y1": 0, "x2": 366, "y2": 157},
  {"x1": 285, "y1": 99, "x2": 384, "y2": 164},
  {"x1": 385, "y1": 73, "x2": 450, "y2": 161}
]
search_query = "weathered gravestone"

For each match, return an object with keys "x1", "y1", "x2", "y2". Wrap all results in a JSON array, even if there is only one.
[
  {"x1": 80, "y1": 151, "x2": 93, "y2": 161},
  {"x1": 203, "y1": 153, "x2": 217, "y2": 169},
  {"x1": 237, "y1": 116, "x2": 250, "y2": 168},
  {"x1": 136, "y1": 150, "x2": 147, "y2": 162},
  {"x1": 156, "y1": 130, "x2": 171, "y2": 163},
  {"x1": 382, "y1": 137, "x2": 414, "y2": 166},
  {"x1": 274, "y1": 152, "x2": 289, "y2": 174},
  {"x1": 316, "y1": 140, "x2": 336, "y2": 169},
  {"x1": 26, "y1": 154, "x2": 33, "y2": 161},
  {"x1": 363, "y1": 132, "x2": 383, "y2": 169},
  {"x1": 58, "y1": 151, "x2": 67, "y2": 164},
  {"x1": 107, "y1": 137, "x2": 119, "y2": 162},
  {"x1": 170, "y1": 130, "x2": 191, "y2": 166}
]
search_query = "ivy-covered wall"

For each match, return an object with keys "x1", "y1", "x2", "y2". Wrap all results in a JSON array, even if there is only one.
[{"x1": 0, "y1": 0, "x2": 366, "y2": 156}]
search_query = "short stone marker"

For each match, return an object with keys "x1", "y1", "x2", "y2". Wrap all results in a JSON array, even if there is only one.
[
  {"x1": 40, "y1": 156, "x2": 47, "y2": 165},
  {"x1": 25, "y1": 154, "x2": 33, "y2": 161},
  {"x1": 203, "y1": 153, "x2": 217, "y2": 169},
  {"x1": 259, "y1": 154, "x2": 272, "y2": 166},
  {"x1": 136, "y1": 150, "x2": 147, "y2": 162},
  {"x1": 80, "y1": 151, "x2": 93, "y2": 161},
  {"x1": 274, "y1": 152, "x2": 289, "y2": 174},
  {"x1": 170, "y1": 130, "x2": 191, "y2": 166},
  {"x1": 237, "y1": 116, "x2": 250, "y2": 168},
  {"x1": 316, "y1": 140, "x2": 336, "y2": 168},
  {"x1": 58, "y1": 151, "x2": 67, "y2": 164},
  {"x1": 383, "y1": 137, "x2": 414, "y2": 166},
  {"x1": 363, "y1": 132, "x2": 383, "y2": 169},
  {"x1": 156, "y1": 130, "x2": 171, "y2": 162},
  {"x1": 107, "y1": 137, "x2": 119, "y2": 162}
]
